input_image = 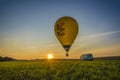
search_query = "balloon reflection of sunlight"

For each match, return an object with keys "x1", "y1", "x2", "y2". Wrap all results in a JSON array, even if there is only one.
[{"x1": 48, "y1": 54, "x2": 53, "y2": 59}]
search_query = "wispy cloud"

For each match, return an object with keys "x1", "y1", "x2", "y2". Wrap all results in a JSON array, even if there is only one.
[
  {"x1": 47, "y1": 30, "x2": 120, "y2": 50},
  {"x1": 21, "y1": 47, "x2": 37, "y2": 50},
  {"x1": 0, "y1": 48, "x2": 5, "y2": 56},
  {"x1": 78, "y1": 30, "x2": 120, "y2": 42},
  {"x1": 72, "y1": 30, "x2": 120, "y2": 53}
]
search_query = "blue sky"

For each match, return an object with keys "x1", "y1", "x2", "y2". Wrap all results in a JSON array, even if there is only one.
[{"x1": 0, "y1": 0, "x2": 120, "y2": 59}]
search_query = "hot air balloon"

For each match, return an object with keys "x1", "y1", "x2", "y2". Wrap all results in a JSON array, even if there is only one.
[{"x1": 54, "y1": 16, "x2": 79, "y2": 56}]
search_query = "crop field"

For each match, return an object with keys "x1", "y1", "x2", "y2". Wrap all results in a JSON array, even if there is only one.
[{"x1": 0, "y1": 60, "x2": 120, "y2": 80}]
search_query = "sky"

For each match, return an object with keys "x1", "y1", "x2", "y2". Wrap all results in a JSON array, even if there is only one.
[{"x1": 0, "y1": 0, "x2": 120, "y2": 59}]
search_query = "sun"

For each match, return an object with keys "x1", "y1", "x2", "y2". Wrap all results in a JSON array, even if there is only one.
[{"x1": 48, "y1": 54, "x2": 53, "y2": 59}]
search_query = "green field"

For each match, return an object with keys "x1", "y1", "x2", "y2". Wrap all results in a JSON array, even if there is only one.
[{"x1": 0, "y1": 60, "x2": 120, "y2": 80}]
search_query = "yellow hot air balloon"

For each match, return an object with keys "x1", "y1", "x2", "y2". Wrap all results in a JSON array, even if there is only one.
[{"x1": 54, "y1": 16, "x2": 79, "y2": 56}]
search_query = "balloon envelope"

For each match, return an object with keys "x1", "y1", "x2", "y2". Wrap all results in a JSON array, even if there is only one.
[{"x1": 54, "y1": 16, "x2": 79, "y2": 56}]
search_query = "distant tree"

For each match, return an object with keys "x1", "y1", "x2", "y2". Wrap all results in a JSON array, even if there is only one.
[
  {"x1": 0, "y1": 56, "x2": 4, "y2": 61},
  {"x1": 0, "y1": 56, "x2": 15, "y2": 61}
]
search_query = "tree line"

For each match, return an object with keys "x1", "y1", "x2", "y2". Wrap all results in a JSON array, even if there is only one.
[{"x1": 0, "y1": 56, "x2": 15, "y2": 61}]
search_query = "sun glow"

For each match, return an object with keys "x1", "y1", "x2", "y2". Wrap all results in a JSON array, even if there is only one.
[{"x1": 48, "y1": 54, "x2": 53, "y2": 59}]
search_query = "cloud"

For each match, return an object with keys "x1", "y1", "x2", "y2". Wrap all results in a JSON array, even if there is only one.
[
  {"x1": 78, "y1": 30, "x2": 120, "y2": 42},
  {"x1": 21, "y1": 47, "x2": 37, "y2": 50},
  {"x1": 72, "y1": 30, "x2": 120, "y2": 53},
  {"x1": 0, "y1": 48, "x2": 4, "y2": 53},
  {"x1": 47, "y1": 43, "x2": 59, "y2": 47}
]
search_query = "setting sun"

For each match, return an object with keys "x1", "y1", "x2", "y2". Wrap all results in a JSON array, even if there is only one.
[{"x1": 48, "y1": 54, "x2": 53, "y2": 59}]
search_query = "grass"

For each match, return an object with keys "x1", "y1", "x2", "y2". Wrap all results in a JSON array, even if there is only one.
[{"x1": 0, "y1": 60, "x2": 120, "y2": 80}]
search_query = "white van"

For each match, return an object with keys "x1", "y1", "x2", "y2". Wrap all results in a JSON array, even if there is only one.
[{"x1": 80, "y1": 54, "x2": 93, "y2": 60}]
